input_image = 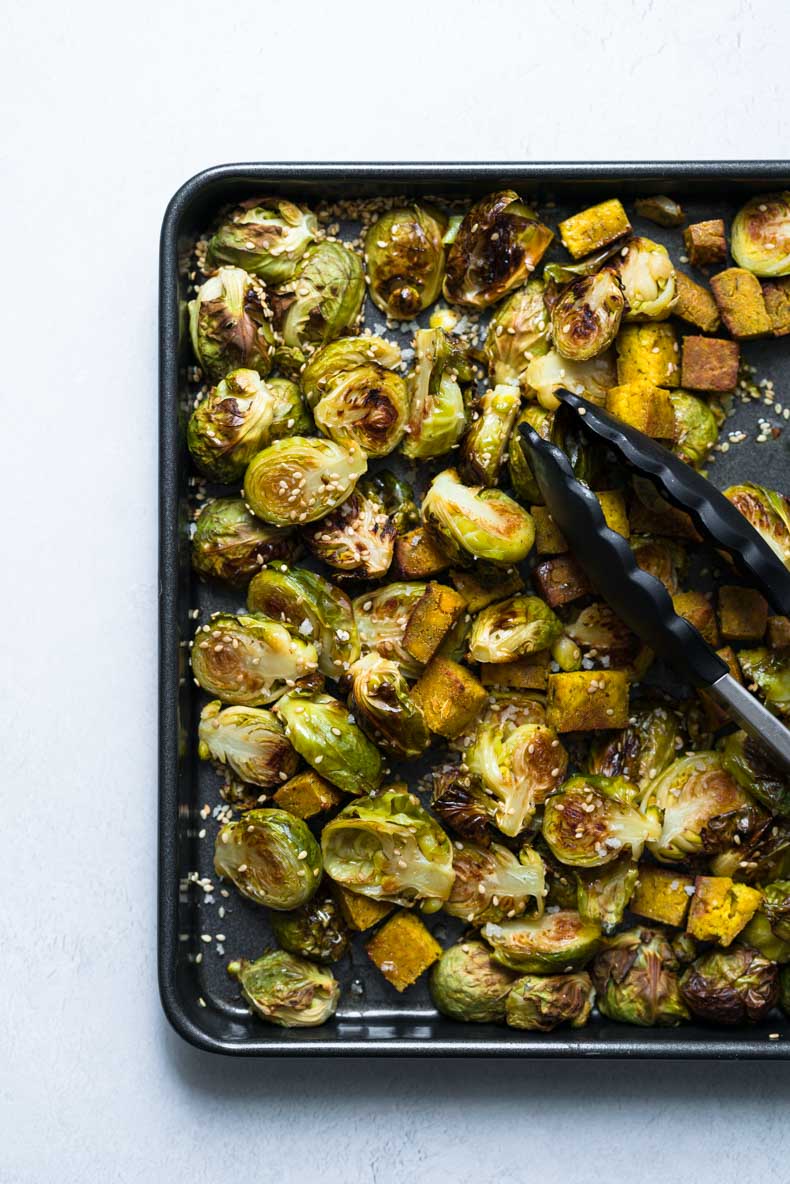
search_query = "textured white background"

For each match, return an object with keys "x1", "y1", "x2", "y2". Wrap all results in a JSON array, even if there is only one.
[{"x1": 2, "y1": 0, "x2": 789, "y2": 1180}]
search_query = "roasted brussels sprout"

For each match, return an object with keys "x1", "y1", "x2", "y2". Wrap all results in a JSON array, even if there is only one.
[
  {"x1": 429, "y1": 941, "x2": 517, "y2": 1023},
  {"x1": 402, "y1": 328, "x2": 470, "y2": 459},
  {"x1": 365, "y1": 203, "x2": 447, "y2": 318},
  {"x1": 724, "y1": 483, "x2": 790, "y2": 568},
  {"x1": 267, "y1": 376, "x2": 313, "y2": 440},
  {"x1": 361, "y1": 471, "x2": 420, "y2": 534},
  {"x1": 466, "y1": 720, "x2": 568, "y2": 838},
  {"x1": 188, "y1": 369, "x2": 274, "y2": 483},
  {"x1": 443, "y1": 190, "x2": 553, "y2": 309},
  {"x1": 247, "y1": 564, "x2": 360, "y2": 679},
  {"x1": 634, "y1": 195, "x2": 685, "y2": 228},
  {"x1": 305, "y1": 337, "x2": 408, "y2": 458},
  {"x1": 484, "y1": 280, "x2": 551, "y2": 389},
  {"x1": 561, "y1": 602, "x2": 647, "y2": 675},
  {"x1": 469, "y1": 594, "x2": 563, "y2": 664},
  {"x1": 551, "y1": 268, "x2": 625, "y2": 361},
  {"x1": 214, "y1": 808, "x2": 322, "y2": 909},
  {"x1": 192, "y1": 498, "x2": 297, "y2": 587},
  {"x1": 303, "y1": 484, "x2": 395, "y2": 579},
  {"x1": 269, "y1": 890, "x2": 350, "y2": 963},
  {"x1": 271, "y1": 241, "x2": 365, "y2": 359},
  {"x1": 191, "y1": 613, "x2": 318, "y2": 706},
  {"x1": 508, "y1": 404, "x2": 553, "y2": 503},
  {"x1": 349, "y1": 652, "x2": 430, "y2": 760},
  {"x1": 243, "y1": 436, "x2": 366, "y2": 527},
  {"x1": 505, "y1": 971, "x2": 594, "y2": 1031},
  {"x1": 228, "y1": 951, "x2": 339, "y2": 1027},
  {"x1": 431, "y1": 768, "x2": 497, "y2": 845},
  {"x1": 353, "y1": 582, "x2": 427, "y2": 678},
  {"x1": 525, "y1": 348, "x2": 616, "y2": 411},
  {"x1": 482, "y1": 909, "x2": 602, "y2": 973},
  {"x1": 275, "y1": 690, "x2": 382, "y2": 795},
  {"x1": 322, "y1": 788, "x2": 454, "y2": 910},
  {"x1": 189, "y1": 267, "x2": 274, "y2": 382},
  {"x1": 591, "y1": 928, "x2": 689, "y2": 1027},
  {"x1": 742, "y1": 881, "x2": 790, "y2": 962},
  {"x1": 669, "y1": 390, "x2": 719, "y2": 468},
  {"x1": 711, "y1": 816, "x2": 790, "y2": 884},
  {"x1": 613, "y1": 237, "x2": 677, "y2": 321},
  {"x1": 731, "y1": 192, "x2": 790, "y2": 277},
  {"x1": 574, "y1": 852, "x2": 638, "y2": 935},
  {"x1": 721, "y1": 731, "x2": 790, "y2": 817},
  {"x1": 680, "y1": 946, "x2": 779, "y2": 1024},
  {"x1": 422, "y1": 468, "x2": 535, "y2": 567},
  {"x1": 443, "y1": 839, "x2": 545, "y2": 924},
  {"x1": 649, "y1": 752, "x2": 752, "y2": 862},
  {"x1": 542, "y1": 776, "x2": 660, "y2": 868},
  {"x1": 198, "y1": 700, "x2": 298, "y2": 789},
  {"x1": 460, "y1": 385, "x2": 521, "y2": 487},
  {"x1": 588, "y1": 703, "x2": 681, "y2": 789},
  {"x1": 207, "y1": 198, "x2": 318, "y2": 282},
  {"x1": 301, "y1": 335, "x2": 402, "y2": 406},
  {"x1": 739, "y1": 647, "x2": 790, "y2": 718}
]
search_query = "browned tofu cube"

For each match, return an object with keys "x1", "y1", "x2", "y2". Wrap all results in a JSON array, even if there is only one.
[
  {"x1": 532, "y1": 555, "x2": 592, "y2": 607},
  {"x1": 365, "y1": 911, "x2": 442, "y2": 991},
  {"x1": 558, "y1": 199, "x2": 631, "y2": 259},
  {"x1": 672, "y1": 590, "x2": 720, "y2": 647},
  {"x1": 681, "y1": 336, "x2": 740, "y2": 392},
  {"x1": 762, "y1": 278, "x2": 790, "y2": 337},
  {"x1": 686, "y1": 876, "x2": 762, "y2": 946},
  {"x1": 403, "y1": 582, "x2": 466, "y2": 664},
  {"x1": 331, "y1": 883, "x2": 394, "y2": 931},
  {"x1": 606, "y1": 381, "x2": 676, "y2": 439},
  {"x1": 683, "y1": 219, "x2": 726, "y2": 266},
  {"x1": 531, "y1": 506, "x2": 568, "y2": 555},
  {"x1": 768, "y1": 615, "x2": 790, "y2": 649},
  {"x1": 394, "y1": 527, "x2": 451, "y2": 578},
  {"x1": 546, "y1": 669, "x2": 630, "y2": 731},
  {"x1": 596, "y1": 490, "x2": 630, "y2": 538},
  {"x1": 479, "y1": 652, "x2": 551, "y2": 690},
  {"x1": 616, "y1": 322, "x2": 680, "y2": 387},
  {"x1": 673, "y1": 271, "x2": 721, "y2": 333},
  {"x1": 718, "y1": 585, "x2": 768, "y2": 643},
  {"x1": 411, "y1": 656, "x2": 488, "y2": 739},
  {"x1": 450, "y1": 567, "x2": 524, "y2": 612},
  {"x1": 630, "y1": 865, "x2": 695, "y2": 927},
  {"x1": 710, "y1": 268, "x2": 772, "y2": 340},
  {"x1": 273, "y1": 770, "x2": 345, "y2": 819}
]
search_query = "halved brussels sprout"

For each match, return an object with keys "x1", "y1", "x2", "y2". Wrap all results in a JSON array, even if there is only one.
[
  {"x1": 301, "y1": 335, "x2": 402, "y2": 407},
  {"x1": 352, "y1": 582, "x2": 427, "y2": 678},
  {"x1": 267, "y1": 376, "x2": 313, "y2": 440},
  {"x1": 589, "y1": 702, "x2": 682, "y2": 790},
  {"x1": 443, "y1": 191, "x2": 553, "y2": 309},
  {"x1": 188, "y1": 369, "x2": 274, "y2": 483},
  {"x1": 192, "y1": 613, "x2": 318, "y2": 705},
  {"x1": 247, "y1": 565, "x2": 359, "y2": 679},
  {"x1": 214, "y1": 807, "x2": 322, "y2": 909},
  {"x1": 269, "y1": 890, "x2": 350, "y2": 963},
  {"x1": 525, "y1": 348, "x2": 616, "y2": 411},
  {"x1": 189, "y1": 267, "x2": 274, "y2": 382},
  {"x1": 591, "y1": 928, "x2": 689, "y2": 1027},
  {"x1": 303, "y1": 486, "x2": 395, "y2": 578},
  {"x1": 721, "y1": 730, "x2": 790, "y2": 817},
  {"x1": 402, "y1": 328, "x2": 470, "y2": 460},
  {"x1": 468, "y1": 594, "x2": 563, "y2": 664},
  {"x1": 228, "y1": 951, "x2": 339, "y2": 1027},
  {"x1": 739, "y1": 647, "x2": 790, "y2": 718},
  {"x1": 443, "y1": 839, "x2": 545, "y2": 924},
  {"x1": 312, "y1": 355, "x2": 409, "y2": 458},
  {"x1": 271, "y1": 241, "x2": 365, "y2": 359},
  {"x1": 543, "y1": 775, "x2": 660, "y2": 868},
  {"x1": 422, "y1": 468, "x2": 535, "y2": 567},
  {"x1": 711, "y1": 817, "x2": 790, "y2": 884},
  {"x1": 429, "y1": 941, "x2": 517, "y2": 1023},
  {"x1": 431, "y1": 768, "x2": 497, "y2": 845},
  {"x1": 275, "y1": 690, "x2": 382, "y2": 795},
  {"x1": 670, "y1": 390, "x2": 720, "y2": 469},
  {"x1": 207, "y1": 198, "x2": 318, "y2": 282},
  {"x1": 509, "y1": 405, "x2": 554, "y2": 504},
  {"x1": 365, "y1": 203, "x2": 447, "y2": 318},
  {"x1": 192, "y1": 498, "x2": 297, "y2": 587},
  {"x1": 563, "y1": 602, "x2": 647, "y2": 673},
  {"x1": 198, "y1": 700, "x2": 298, "y2": 788},
  {"x1": 482, "y1": 909, "x2": 602, "y2": 973},
  {"x1": 349, "y1": 652, "x2": 430, "y2": 760},
  {"x1": 466, "y1": 721, "x2": 568, "y2": 838},
  {"x1": 613, "y1": 237, "x2": 677, "y2": 321},
  {"x1": 321, "y1": 788, "x2": 454, "y2": 910},
  {"x1": 679, "y1": 946, "x2": 779, "y2": 1025},
  {"x1": 649, "y1": 752, "x2": 752, "y2": 862},
  {"x1": 460, "y1": 385, "x2": 521, "y2": 488},
  {"x1": 543, "y1": 240, "x2": 627, "y2": 285},
  {"x1": 243, "y1": 436, "x2": 366, "y2": 527},
  {"x1": 742, "y1": 880, "x2": 790, "y2": 962},
  {"x1": 551, "y1": 268, "x2": 625, "y2": 361},
  {"x1": 731, "y1": 192, "x2": 790, "y2": 277},
  {"x1": 630, "y1": 535, "x2": 686, "y2": 595},
  {"x1": 361, "y1": 471, "x2": 420, "y2": 534},
  {"x1": 633, "y1": 195, "x2": 685, "y2": 228},
  {"x1": 484, "y1": 280, "x2": 551, "y2": 389},
  {"x1": 505, "y1": 971, "x2": 595, "y2": 1032},
  {"x1": 574, "y1": 852, "x2": 638, "y2": 935},
  {"x1": 724, "y1": 483, "x2": 790, "y2": 568}
]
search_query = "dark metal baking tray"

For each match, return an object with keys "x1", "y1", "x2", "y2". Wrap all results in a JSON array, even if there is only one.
[{"x1": 160, "y1": 162, "x2": 790, "y2": 1057}]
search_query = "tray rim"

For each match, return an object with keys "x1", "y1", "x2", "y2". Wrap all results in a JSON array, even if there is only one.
[{"x1": 160, "y1": 160, "x2": 790, "y2": 1058}]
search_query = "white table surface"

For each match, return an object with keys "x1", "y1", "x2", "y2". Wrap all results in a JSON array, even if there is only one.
[{"x1": 3, "y1": 0, "x2": 789, "y2": 1179}]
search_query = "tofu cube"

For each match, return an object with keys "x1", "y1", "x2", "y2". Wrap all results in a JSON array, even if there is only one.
[
  {"x1": 450, "y1": 567, "x2": 524, "y2": 612},
  {"x1": 479, "y1": 652, "x2": 551, "y2": 690},
  {"x1": 331, "y1": 883, "x2": 393, "y2": 931},
  {"x1": 394, "y1": 527, "x2": 451, "y2": 578},
  {"x1": 403, "y1": 582, "x2": 466, "y2": 664},
  {"x1": 768, "y1": 614, "x2": 790, "y2": 649},
  {"x1": 606, "y1": 381, "x2": 676, "y2": 439},
  {"x1": 672, "y1": 590, "x2": 720, "y2": 647},
  {"x1": 683, "y1": 219, "x2": 727, "y2": 266},
  {"x1": 616, "y1": 322, "x2": 680, "y2": 387},
  {"x1": 273, "y1": 770, "x2": 345, "y2": 819},
  {"x1": 596, "y1": 490, "x2": 630, "y2": 538},
  {"x1": 411, "y1": 656, "x2": 488, "y2": 739},
  {"x1": 558, "y1": 199, "x2": 631, "y2": 260},
  {"x1": 630, "y1": 865, "x2": 696, "y2": 927},
  {"x1": 699, "y1": 645, "x2": 743, "y2": 730},
  {"x1": 718, "y1": 585, "x2": 768, "y2": 643},
  {"x1": 365, "y1": 911, "x2": 442, "y2": 991},
  {"x1": 532, "y1": 555, "x2": 592, "y2": 607},
  {"x1": 681, "y1": 336, "x2": 740, "y2": 392},
  {"x1": 762, "y1": 278, "x2": 790, "y2": 337},
  {"x1": 628, "y1": 495, "x2": 701, "y2": 541},
  {"x1": 686, "y1": 876, "x2": 763, "y2": 947},
  {"x1": 531, "y1": 506, "x2": 568, "y2": 555},
  {"x1": 546, "y1": 669, "x2": 630, "y2": 731},
  {"x1": 710, "y1": 268, "x2": 772, "y2": 340},
  {"x1": 673, "y1": 271, "x2": 721, "y2": 333}
]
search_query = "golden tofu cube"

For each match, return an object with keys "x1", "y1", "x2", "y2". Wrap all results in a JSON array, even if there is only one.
[
  {"x1": 403, "y1": 582, "x2": 466, "y2": 664},
  {"x1": 683, "y1": 219, "x2": 726, "y2": 266},
  {"x1": 710, "y1": 268, "x2": 772, "y2": 340},
  {"x1": 674, "y1": 271, "x2": 721, "y2": 333},
  {"x1": 616, "y1": 322, "x2": 680, "y2": 387},
  {"x1": 546, "y1": 669, "x2": 630, "y2": 732},
  {"x1": 672, "y1": 590, "x2": 720, "y2": 647},
  {"x1": 411, "y1": 656, "x2": 488, "y2": 739},
  {"x1": 531, "y1": 506, "x2": 568, "y2": 555},
  {"x1": 606, "y1": 381, "x2": 676, "y2": 439},
  {"x1": 686, "y1": 876, "x2": 762, "y2": 947},
  {"x1": 479, "y1": 652, "x2": 550, "y2": 690},
  {"x1": 450, "y1": 567, "x2": 524, "y2": 612},
  {"x1": 718, "y1": 585, "x2": 768, "y2": 643},
  {"x1": 394, "y1": 527, "x2": 451, "y2": 578},
  {"x1": 768, "y1": 614, "x2": 790, "y2": 649},
  {"x1": 596, "y1": 490, "x2": 630, "y2": 538},
  {"x1": 681, "y1": 336, "x2": 740, "y2": 392},
  {"x1": 532, "y1": 555, "x2": 592, "y2": 607},
  {"x1": 273, "y1": 771, "x2": 345, "y2": 819},
  {"x1": 763, "y1": 278, "x2": 790, "y2": 337},
  {"x1": 331, "y1": 883, "x2": 393, "y2": 931},
  {"x1": 558, "y1": 199, "x2": 631, "y2": 260},
  {"x1": 365, "y1": 911, "x2": 442, "y2": 991},
  {"x1": 630, "y1": 865, "x2": 696, "y2": 927}
]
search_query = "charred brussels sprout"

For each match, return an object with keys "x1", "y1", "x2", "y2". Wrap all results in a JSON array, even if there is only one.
[
  {"x1": 724, "y1": 482, "x2": 790, "y2": 567},
  {"x1": 207, "y1": 198, "x2": 318, "y2": 283},
  {"x1": 591, "y1": 928, "x2": 689, "y2": 1027},
  {"x1": 739, "y1": 648, "x2": 790, "y2": 718},
  {"x1": 721, "y1": 731, "x2": 790, "y2": 817},
  {"x1": 187, "y1": 369, "x2": 274, "y2": 483},
  {"x1": 431, "y1": 768, "x2": 497, "y2": 845},
  {"x1": 742, "y1": 881, "x2": 790, "y2": 962},
  {"x1": 269, "y1": 891, "x2": 350, "y2": 963},
  {"x1": 614, "y1": 237, "x2": 677, "y2": 321},
  {"x1": 198, "y1": 700, "x2": 298, "y2": 789},
  {"x1": 214, "y1": 808, "x2": 322, "y2": 909},
  {"x1": 267, "y1": 376, "x2": 313, "y2": 439},
  {"x1": 468, "y1": 594, "x2": 563, "y2": 664},
  {"x1": 191, "y1": 613, "x2": 318, "y2": 706},
  {"x1": 526, "y1": 348, "x2": 616, "y2": 411},
  {"x1": 731, "y1": 192, "x2": 790, "y2": 277},
  {"x1": 192, "y1": 498, "x2": 297, "y2": 587},
  {"x1": 247, "y1": 565, "x2": 359, "y2": 680},
  {"x1": 460, "y1": 385, "x2": 521, "y2": 487},
  {"x1": 352, "y1": 582, "x2": 427, "y2": 678},
  {"x1": 429, "y1": 941, "x2": 517, "y2": 1023},
  {"x1": 574, "y1": 852, "x2": 638, "y2": 935},
  {"x1": 482, "y1": 909, "x2": 602, "y2": 973},
  {"x1": 509, "y1": 405, "x2": 553, "y2": 504},
  {"x1": 243, "y1": 437, "x2": 366, "y2": 527},
  {"x1": 443, "y1": 840, "x2": 545, "y2": 924},
  {"x1": 562, "y1": 603, "x2": 646, "y2": 674},
  {"x1": 271, "y1": 241, "x2": 365, "y2": 359},
  {"x1": 484, "y1": 280, "x2": 551, "y2": 390},
  {"x1": 551, "y1": 268, "x2": 625, "y2": 361},
  {"x1": 304, "y1": 337, "x2": 408, "y2": 458},
  {"x1": 670, "y1": 390, "x2": 720, "y2": 468},
  {"x1": 362, "y1": 470, "x2": 420, "y2": 534},
  {"x1": 189, "y1": 267, "x2": 274, "y2": 381},
  {"x1": 322, "y1": 788, "x2": 454, "y2": 910},
  {"x1": 680, "y1": 946, "x2": 779, "y2": 1024},
  {"x1": 505, "y1": 972, "x2": 594, "y2": 1032},
  {"x1": 443, "y1": 190, "x2": 553, "y2": 309},
  {"x1": 349, "y1": 652, "x2": 429, "y2": 760},
  {"x1": 365, "y1": 203, "x2": 447, "y2": 318},
  {"x1": 301, "y1": 335, "x2": 402, "y2": 406},
  {"x1": 228, "y1": 951, "x2": 339, "y2": 1027},
  {"x1": 275, "y1": 690, "x2": 382, "y2": 795},
  {"x1": 711, "y1": 816, "x2": 790, "y2": 884},
  {"x1": 649, "y1": 752, "x2": 752, "y2": 862},
  {"x1": 403, "y1": 328, "x2": 470, "y2": 459},
  {"x1": 466, "y1": 720, "x2": 568, "y2": 838},
  {"x1": 303, "y1": 485, "x2": 395, "y2": 578},
  {"x1": 588, "y1": 703, "x2": 681, "y2": 789},
  {"x1": 422, "y1": 469, "x2": 535, "y2": 566},
  {"x1": 542, "y1": 776, "x2": 660, "y2": 868}
]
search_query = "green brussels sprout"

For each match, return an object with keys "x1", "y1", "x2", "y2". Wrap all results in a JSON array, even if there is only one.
[
  {"x1": 361, "y1": 471, "x2": 420, "y2": 534},
  {"x1": 731, "y1": 192, "x2": 790, "y2": 277},
  {"x1": 191, "y1": 613, "x2": 318, "y2": 706},
  {"x1": 739, "y1": 647, "x2": 790, "y2": 719},
  {"x1": 482, "y1": 909, "x2": 602, "y2": 974},
  {"x1": 431, "y1": 768, "x2": 497, "y2": 845},
  {"x1": 505, "y1": 971, "x2": 595, "y2": 1032},
  {"x1": 352, "y1": 582, "x2": 427, "y2": 678},
  {"x1": 711, "y1": 817, "x2": 790, "y2": 884},
  {"x1": 460, "y1": 385, "x2": 521, "y2": 488},
  {"x1": 443, "y1": 839, "x2": 545, "y2": 924},
  {"x1": 228, "y1": 951, "x2": 339, "y2": 1027},
  {"x1": 301, "y1": 335, "x2": 402, "y2": 407},
  {"x1": 243, "y1": 436, "x2": 366, "y2": 527},
  {"x1": 591, "y1": 928, "x2": 689, "y2": 1027},
  {"x1": 630, "y1": 535, "x2": 686, "y2": 595},
  {"x1": 742, "y1": 881, "x2": 790, "y2": 962},
  {"x1": 543, "y1": 240, "x2": 626, "y2": 284},
  {"x1": 468, "y1": 594, "x2": 563, "y2": 664},
  {"x1": 275, "y1": 690, "x2": 382, "y2": 795},
  {"x1": 670, "y1": 390, "x2": 720, "y2": 469},
  {"x1": 197, "y1": 700, "x2": 298, "y2": 788},
  {"x1": 551, "y1": 268, "x2": 625, "y2": 361},
  {"x1": 781, "y1": 965, "x2": 790, "y2": 1015},
  {"x1": 429, "y1": 941, "x2": 517, "y2": 1023},
  {"x1": 574, "y1": 852, "x2": 638, "y2": 935},
  {"x1": 537, "y1": 839, "x2": 580, "y2": 909},
  {"x1": 679, "y1": 945, "x2": 779, "y2": 1025},
  {"x1": 187, "y1": 369, "x2": 274, "y2": 483},
  {"x1": 322, "y1": 788, "x2": 454, "y2": 910},
  {"x1": 443, "y1": 190, "x2": 553, "y2": 309},
  {"x1": 207, "y1": 198, "x2": 318, "y2": 282},
  {"x1": 349, "y1": 652, "x2": 430, "y2": 760},
  {"x1": 267, "y1": 376, "x2": 313, "y2": 440},
  {"x1": 191, "y1": 498, "x2": 297, "y2": 587},
  {"x1": 307, "y1": 339, "x2": 409, "y2": 457},
  {"x1": 724, "y1": 482, "x2": 790, "y2": 568},
  {"x1": 436, "y1": 611, "x2": 474, "y2": 664},
  {"x1": 649, "y1": 752, "x2": 752, "y2": 862},
  {"x1": 303, "y1": 486, "x2": 395, "y2": 579},
  {"x1": 550, "y1": 402, "x2": 617, "y2": 490},
  {"x1": 271, "y1": 241, "x2": 365, "y2": 360},
  {"x1": 466, "y1": 720, "x2": 568, "y2": 838},
  {"x1": 720, "y1": 730, "x2": 790, "y2": 817},
  {"x1": 562, "y1": 602, "x2": 648, "y2": 674},
  {"x1": 508, "y1": 404, "x2": 554, "y2": 504},
  {"x1": 247, "y1": 564, "x2": 360, "y2": 680},
  {"x1": 589, "y1": 702, "x2": 682, "y2": 789},
  {"x1": 402, "y1": 328, "x2": 470, "y2": 460},
  {"x1": 422, "y1": 468, "x2": 535, "y2": 567},
  {"x1": 215, "y1": 808, "x2": 322, "y2": 909},
  {"x1": 484, "y1": 280, "x2": 551, "y2": 390},
  {"x1": 613, "y1": 236, "x2": 677, "y2": 321},
  {"x1": 633, "y1": 195, "x2": 686, "y2": 228},
  {"x1": 269, "y1": 890, "x2": 350, "y2": 963},
  {"x1": 525, "y1": 347, "x2": 616, "y2": 412},
  {"x1": 542, "y1": 775, "x2": 661, "y2": 868},
  {"x1": 364, "y1": 203, "x2": 447, "y2": 318},
  {"x1": 189, "y1": 267, "x2": 274, "y2": 382}
]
